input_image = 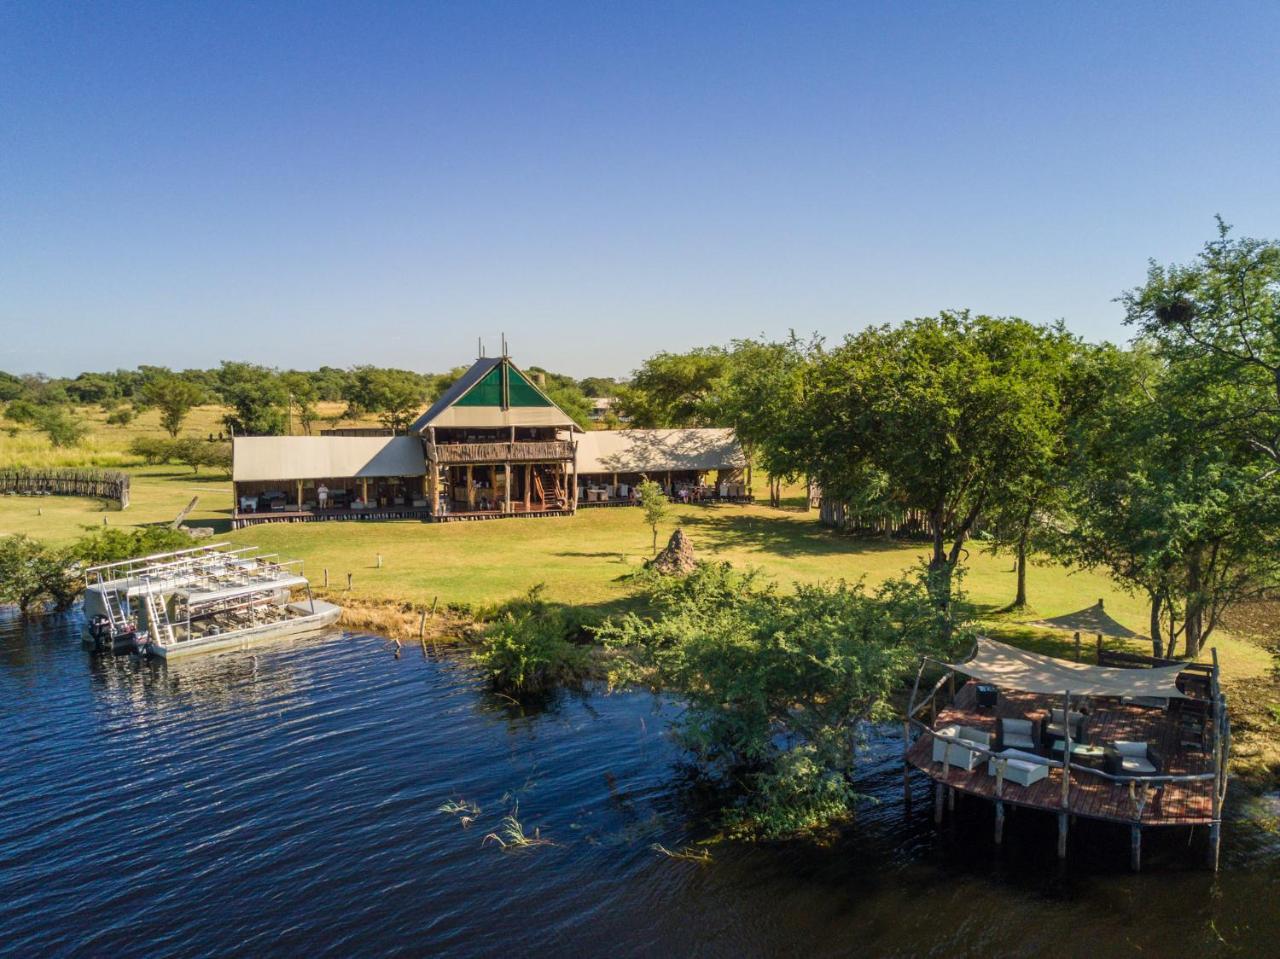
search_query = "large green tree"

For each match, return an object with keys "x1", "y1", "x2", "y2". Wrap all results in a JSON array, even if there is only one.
[
  {"x1": 617, "y1": 347, "x2": 730, "y2": 427},
  {"x1": 802, "y1": 312, "x2": 1062, "y2": 639},
  {"x1": 218, "y1": 362, "x2": 289, "y2": 436},
  {"x1": 341, "y1": 366, "x2": 432, "y2": 433}
]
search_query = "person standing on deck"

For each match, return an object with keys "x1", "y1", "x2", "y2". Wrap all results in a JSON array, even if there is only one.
[{"x1": 317, "y1": 484, "x2": 329, "y2": 510}]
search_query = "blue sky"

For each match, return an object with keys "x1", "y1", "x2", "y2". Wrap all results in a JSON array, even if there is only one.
[{"x1": 2, "y1": 2, "x2": 1278, "y2": 378}]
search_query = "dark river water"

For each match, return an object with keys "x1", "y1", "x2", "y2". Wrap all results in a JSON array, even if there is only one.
[{"x1": 2, "y1": 610, "x2": 1278, "y2": 958}]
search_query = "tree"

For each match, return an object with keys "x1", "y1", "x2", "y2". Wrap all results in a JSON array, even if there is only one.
[
  {"x1": 139, "y1": 374, "x2": 205, "y2": 437},
  {"x1": 617, "y1": 348, "x2": 730, "y2": 427},
  {"x1": 218, "y1": 362, "x2": 289, "y2": 436},
  {"x1": 33, "y1": 406, "x2": 87, "y2": 447},
  {"x1": 721, "y1": 334, "x2": 823, "y2": 508},
  {"x1": 342, "y1": 366, "x2": 431, "y2": 433},
  {"x1": 1063, "y1": 345, "x2": 1280, "y2": 659},
  {"x1": 636, "y1": 477, "x2": 669, "y2": 555},
  {"x1": 1123, "y1": 219, "x2": 1280, "y2": 473},
  {"x1": 802, "y1": 313, "x2": 1062, "y2": 641},
  {"x1": 525, "y1": 367, "x2": 593, "y2": 429},
  {"x1": 282, "y1": 372, "x2": 320, "y2": 435}
]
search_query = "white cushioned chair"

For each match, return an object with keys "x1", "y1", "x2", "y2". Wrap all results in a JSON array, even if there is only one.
[
  {"x1": 987, "y1": 749, "x2": 1050, "y2": 787},
  {"x1": 931, "y1": 724, "x2": 992, "y2": 771}
]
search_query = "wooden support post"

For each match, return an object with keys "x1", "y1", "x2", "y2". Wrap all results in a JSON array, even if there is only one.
[
  {"x1": 296, "y1": 480, "x2": 303, "y2": 509},
  {"x1": 902, "y1": 720, "x2": 911, "y2": 806},
  {"x1": 1060, "y1": 689, "x2": 1072, "y2": 809},
  {"x1": 466, "y1": 465, "x2": 475, "y2": 510},
  {"x1": 361, "y1": 478, "x2": 369, "y2": 505},
  {"x1": 1208, "y1": 821, "x2": 1221, "y2": 871},
  {"x1": 504, "y1": 463, "x2": 511, "y2": 514},
  {"x1": 948, "y1": 672, "x2": 955, "y2": 701},
  {"x1": 934, "y1": 781, "x2": 945, "y2": 824},
  {"x1": 323, "y1": 568, "x2": 328, "y2": 588},
  {"x1": 947, "y1": 786, "x2": 955, "y2": 811},
  {"x1": 1096, "y1": 634, "x2": 1103, "y2": 660},
  {"x1": 1131, "y1": 825, "x2": 1142, "y2": 872},
  {"x1": 1074, "y1": 631, "x2": 1081, "y2": 661},
  {"x1": 524, "y1": 464, "x2": 532, "y2": 511},
  {"x1": 994, "y1": 800, "x2": 1005, "y2": 844},
  {"x1": 1057, "y1": 812, "x2": 1068, "y2": 858}
]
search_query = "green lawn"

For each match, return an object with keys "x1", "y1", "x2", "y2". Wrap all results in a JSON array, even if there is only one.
[{"x1": 3, "y1": 463, "x2": 1149, "y2": 625}]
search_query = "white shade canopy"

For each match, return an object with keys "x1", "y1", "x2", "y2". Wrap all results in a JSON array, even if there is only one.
[{"x1": 949, "y1": 637, "x2": 1189, "y2": 699}]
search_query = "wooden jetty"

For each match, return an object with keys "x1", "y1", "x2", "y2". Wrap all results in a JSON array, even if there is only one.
[{"x1": 904, "y1": 637, "x2": 1230, "y2": 871}]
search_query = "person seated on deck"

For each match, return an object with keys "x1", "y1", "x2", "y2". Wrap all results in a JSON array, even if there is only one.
[
  {"x1": 995, "y1": 716, "x2": 1039, "y2": 752},
  {"x1": 1104, "y1": 741, "x2": 1163, "y2": 777}
]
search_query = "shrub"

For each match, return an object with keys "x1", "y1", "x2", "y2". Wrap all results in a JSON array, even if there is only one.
[
  {"x1": 0, "y1": 535, "x2": 79, "y2": 612},
  {"x1": 173, "y1": 438, "x2": 231, "y2": 475},
  {"x1": 598, "y1": 562, "x2": 972, "y2": 838},
  {"x1": 472, "y1": 586, "x2": 591, "y2": 695},
  {"x1": 105, "y1": 406, "x2": 136, "y2": 426},
  {"x1": 129, "y1": 436, "x2": 175, "y2": 465},
  {"x1": 72, "y1": 526, "x2": 194, "y2": 567},
  {"x1": 33, "y1": 407, "x2": 88, "y2": 448}
]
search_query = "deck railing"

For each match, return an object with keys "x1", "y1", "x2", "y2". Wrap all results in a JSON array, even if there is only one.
[{"x1": 429, "y1": 440, "x2": 574, "y2": 464}]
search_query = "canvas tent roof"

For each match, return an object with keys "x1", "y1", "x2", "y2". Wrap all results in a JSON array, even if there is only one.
[
  {"x1": 575, "y1": 428, "x2": 746, "y2": 474},
  {"x1": 948, "y1": 637, "x2": 1188, "y2": 699},
  {"x1": 1026, "y1": 601, "x2": 1140, "y2": 639},
  {"x1": 233, "y1": 436, "x2": 426, "y2": 482},
  {"x1": 410, "y1": 357, "x2": 581, "y2": 432}
]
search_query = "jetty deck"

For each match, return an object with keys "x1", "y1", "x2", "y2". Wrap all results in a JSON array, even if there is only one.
[{"x1": 906, "y1": 683, "x2": 1215, "y2": 826}]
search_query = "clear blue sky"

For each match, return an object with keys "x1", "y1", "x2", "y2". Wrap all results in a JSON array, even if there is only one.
[{"x1": 3, "y1": 2, "x2": 1278, "y2": 378}]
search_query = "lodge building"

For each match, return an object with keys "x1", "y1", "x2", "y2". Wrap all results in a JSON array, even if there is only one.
[{"x1": 231, "y1": 354, "x2": 750, "y2": 528}]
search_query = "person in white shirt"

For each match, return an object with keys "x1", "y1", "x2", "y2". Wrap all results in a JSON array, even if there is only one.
[{"x1": 317, "y1": 484, "x2": 329, "y2": 510}]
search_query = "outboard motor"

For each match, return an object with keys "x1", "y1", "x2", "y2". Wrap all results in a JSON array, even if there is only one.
[{"x1": 88, "y1": 615, "x2": 113, "y2": 653}]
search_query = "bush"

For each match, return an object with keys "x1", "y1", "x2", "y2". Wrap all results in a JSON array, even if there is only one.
[
  {"x1": 105, "y1": 406, "x2": 136, "y2": 426},
  {"x1": 472, "y1": 586, "x2": 591, "y2": 695},
  {"x1": 173, "y1": 438, "x2": 231, "y2": 475},
  {"x1": 72, "y1": 526, "x2": 194, "y2": 566},
  {"x1": 129, "y1": 436, "x2": 175, "y2": 465},
  {"x1": 0, "y1": 535, "x2": 79, "y2": 612},
  {"x1": 34, "y1": 407, "x2": 87, "y2": 448},
  {"x1": 598, "y1": 563, "x2": 972, "y2": 838}
]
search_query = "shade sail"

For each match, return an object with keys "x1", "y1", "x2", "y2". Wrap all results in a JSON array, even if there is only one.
[
  {"x1": 949, "y1": 637, "x2": 1188, "y2": 699},
  {"x1": 1025, "y1": 601, "x2": 1140, "y2": 639}
]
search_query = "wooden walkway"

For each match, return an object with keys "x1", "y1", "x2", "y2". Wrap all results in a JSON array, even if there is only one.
[{"x1": 906, "y1": 683, "x2": 1215, "y2": 826}]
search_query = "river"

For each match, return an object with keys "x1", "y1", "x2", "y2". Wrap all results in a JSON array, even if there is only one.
[{"x1": 1, "y1": 610, "x2": 1277, "y2": 958}]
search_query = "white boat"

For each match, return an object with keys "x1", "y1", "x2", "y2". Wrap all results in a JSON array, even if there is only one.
[{"x1": 83, "y1": 543, "x2": 341, "y2": 659}]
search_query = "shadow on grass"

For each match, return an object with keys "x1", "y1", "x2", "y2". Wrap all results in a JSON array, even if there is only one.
[{"x1": 675, "y1": 509, "x2": 915, "y2": 560}]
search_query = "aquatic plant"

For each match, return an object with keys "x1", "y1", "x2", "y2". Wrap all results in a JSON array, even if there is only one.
[
  {"x1": 437, "y1": 798, "x2": 481, "y2": 829},
  {"x1": 650, "y1": 843, "x2": 712, "y2": 864},
  {"x1": 481, "y1": 805, "x2": 556, "y2": 852}
]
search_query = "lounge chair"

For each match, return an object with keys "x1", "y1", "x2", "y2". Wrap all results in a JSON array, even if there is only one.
[
  {"x1": 987, "y1": 749, "x2": 1050, "y2": 787},
  {"x1": 1104, "y1": 741, "x2": 1163, "y2": 776},
  {"x1": 931, "y1": 724, "x2": 993, "y2": 771},
  {"x1": 1042, "y1": 708, "x2": 1089, "y2": 746},
  {"x1": 996, "y1": 716, "x2": 1039, "y2": 752}
]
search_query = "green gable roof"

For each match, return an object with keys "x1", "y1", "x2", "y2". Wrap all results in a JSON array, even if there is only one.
[
  {"x1": 508, "y1": 367, "x2": 552, "y2": 407},
  {"x1": 454, "y1": 365, "x2": 503, "y2": 407},
  {"x1": 453, "y1": 361, "x2": 552, "y2": 408}
]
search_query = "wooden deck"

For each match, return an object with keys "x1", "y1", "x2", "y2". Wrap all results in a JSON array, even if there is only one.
[
  {"x1": 233, "y1": 506, "x2": 433, "y2": 528},
  {"x1": 906, "y1": 682, "x2": 1216, "y2": 827}
]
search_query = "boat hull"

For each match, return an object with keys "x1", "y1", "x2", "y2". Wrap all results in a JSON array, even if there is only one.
[{"x1": 148, "y1": 601, "x2": 343, "y2": 659}]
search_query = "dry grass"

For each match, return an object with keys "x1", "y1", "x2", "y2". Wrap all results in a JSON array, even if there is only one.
[{"x1": 482, "y1": 805, "x2": 556, "y2": 851}]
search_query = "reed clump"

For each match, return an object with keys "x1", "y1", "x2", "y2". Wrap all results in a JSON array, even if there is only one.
[{"x1": 481, "y1": 804, "x2": 556, "y2": 852}]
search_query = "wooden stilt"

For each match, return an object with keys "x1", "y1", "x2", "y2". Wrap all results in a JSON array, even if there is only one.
[
  {"x1": 994, "y1": 800, "x2": 1005, "y2": 844},
  {"x1": 902, "y1": 720, "x2": 912, "y2": 806},
  {"x1": 1057, "y1": 812, "x2": 1068, "y2": 858},
  {"x1": 1209, "y1": 821, "x2": 1221, "y2": 871},
  {"x1": 1131, "y1": 824, "x2": 1142, "y2": 872},
  {"x1": 466, "y1": 465, "x2": 474, "y2": 510},
  {"x1": 947, "y1": 786, "x2": 956, "y2": 811},
  {"x1": 934, "y1": 781, "x2": 945, "y2": 824}
]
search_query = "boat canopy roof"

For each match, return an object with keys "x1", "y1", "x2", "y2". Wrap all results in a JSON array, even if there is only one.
[
  {"x1": 948, "y1": 636, "x2": 1190, "y2": 699},
  {"x1": 175, "y1": 574, "x2": 310, "y2": 605}
]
